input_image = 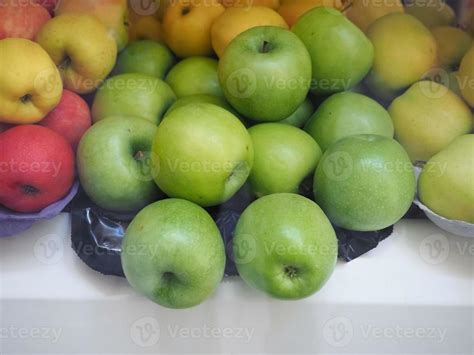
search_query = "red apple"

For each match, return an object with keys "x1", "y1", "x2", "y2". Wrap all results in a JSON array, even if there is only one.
[
  {"x1": 0, "y1": 1, "x2": 51, "y2": 40},
  {"x1": 0, "y1": 125, "x2": 75, "y2": 213},
  {"x1": 39, "y1": 90, "x2": 92, "y2": 150}
]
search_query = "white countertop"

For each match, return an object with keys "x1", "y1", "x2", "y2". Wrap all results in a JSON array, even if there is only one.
[{"x1": 1, "y1": 214, "x2": 472, "y2": 354}]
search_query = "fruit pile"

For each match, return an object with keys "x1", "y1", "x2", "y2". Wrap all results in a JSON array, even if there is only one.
[{"x1": 0, "y1": 0, "x2": 473, "y2": 308}]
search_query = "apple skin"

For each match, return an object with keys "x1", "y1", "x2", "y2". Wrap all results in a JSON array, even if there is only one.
[
  {"x1": 388, "y1": 81, "x2": 472, "y2": 163},
  {"x1": 0, "y1": 125, "x2": 75, "y2": 213},
  {"x1": 248, "y1": 123, "x2": 322, "y2": 197},
  {"x1": 121, "y1": 198, "x2": 225, "y2": 309},
  {"x1": 278, "y1": 98, "x2": 314, "y2": 127},
  {"x1": 419, "y1": 134, "x2": 474, "y2": 223},
  {"x1": 55, "y1": 0, "x2": 129, "y2": 51},
  {"x1": 166, "y1": 57, "x2": 223, "y2": 98},
  {"x1": 292, "y1": 7, "x2": 374, "y2": 94},
  {"x1": 430, "y1": 26, "x2": 472, "y2": 70},
  {"x1": 0, "y1": 1, "x2": 51, "y2": 40},
  {"x1": 162, "y1": 0, "x2": 225, "y2": 57},
  {"x1": 39, "y1": 90, "x2": 92, "y2": 151},
  {"x1": 115, "y1": 40, "x2": 176, "y2": 79},
  {"x1": 304, "y1": 92, "x2": 394, "y2": 152},
  {"x1": 0, "y1": 38, "x2": 63, "y2": 125},
  {"x1": 365, "y1": 13, "x2": 437, "y2": 101},
  {"x1": 233, "y1": 193, "x2": 338, "y2": 300},
  {"x1": 458, "y1": 45, "x2": 474, "y2": 108},
  {"x1": 77, "y1": 116, "x2": 162, "y2": 213},
  {"x1": 314, "y1": 134, "x2": 416, "y2": 231},
  {"x1": 219, "y1": 26, "x2": 312, "y2": 121},
  {"x1": 165, "y1": 94, "x2": 234, "y2": 116},
  {"x1": 92, "y1": 73, "x2": 176, "y2": 125},
  {"x1": 36, "y1": 13, "x2": 117, "y2": 94},
  {"x1": 152, "y1": 103, "x2": 253, "y2": 207},
  {"x1": 405, "y1": 0, "x2": 455, "y2": 28}
]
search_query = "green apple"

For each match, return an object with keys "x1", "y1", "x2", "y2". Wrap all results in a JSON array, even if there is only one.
[
  {"x1": 77, "y1": 116, "x2": 162, "y2": 212},
  {"x1": 164, "y1": 94, "x2": 234, "y2": 117},
  {"x1": 458, "y1": 45, "x2": 474, "y2": 108},
  {"x1": 219, "y1": 26, "x2": 311, "y2": 122},
  {"x1": 405, "y1": 0, "x2": 455, "y2": 28},
  {"x1": 430, "y1": 26, "x2": 472, "y2": 69},
  {"x1": 121, "y1": 198, "x2": 225, "y2": 309},
  {"x1": 165, "y1": 56, "x2": 223, "y2": 98},
  {"x1": 278, "y1": 98, "x2": 314, "y2": 128},
  {"x1": 248, "y1": 123, "x2": 322, "y2": 197},
  {"x1": 233, "y1": 193, "x2": 338, "y2": 300},
  {"x1": 292, "y1": 7, "x2": 373, "y2": 94},
  {"x1": 314, "y1": 134, "x2": 416, "y2": 231},
  {"x1": 36, "y1": 13, "x2": 117, "y2": 94},
  {"x1": 114, "y1": 40, "x2": 176, "y2": 79},
  {"x1": 365, "y1": 13, "x2": 437, "y2": 101},
  {"x1": 91, "y1": 73, "x2": 176, "y2": 125},
  {"x1": 419, "y1": 134, "x2": 474, "y2": 223},
  {"x1": 304, "y1": 92, "x2": 394, "y2": 152},
  {"x1": 152, "y1": 103, "x2": 253, "y2": 207},
  {"x1": 388, "y1": 81, "x2": 472, "y2": 162}
]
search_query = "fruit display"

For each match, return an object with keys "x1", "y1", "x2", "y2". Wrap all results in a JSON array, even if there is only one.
[{"x1": 1, "y1": 0, "x2": 473, "y2": 309}]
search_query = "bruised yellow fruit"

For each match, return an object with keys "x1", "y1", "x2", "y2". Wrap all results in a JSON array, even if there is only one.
[
  {"x1": 344, "y1": 0, "x2": 404, "y2": 33},
  {"x1": 366, "y1": 13, "x2": 437, "y2": 100},
  {"x1": 211, "y1": 6, "x2": 288, "y2": 58},
  {"x1": 431, "y1": 26, "x2": 472, "y2": 69}
]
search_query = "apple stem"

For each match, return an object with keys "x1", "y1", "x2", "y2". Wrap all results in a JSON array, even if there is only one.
[
  {"x1": 22, "y1": 185, "x2": 40, "y2": 195},
  {"x1": 20, "y1": 94, "x2": 32, "y2": 104},
  {"x1": 260, "y1": 41, "x2": 272, "y2": 54}
]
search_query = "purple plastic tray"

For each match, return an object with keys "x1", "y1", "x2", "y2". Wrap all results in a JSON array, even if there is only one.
[{"x1": 0, "y1": 182, "x2": 79, "y2": 238}]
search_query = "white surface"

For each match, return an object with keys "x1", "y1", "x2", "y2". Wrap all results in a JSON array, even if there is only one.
[{"x1": 0, "y1": 214, "x2": 473, "y2": 354}]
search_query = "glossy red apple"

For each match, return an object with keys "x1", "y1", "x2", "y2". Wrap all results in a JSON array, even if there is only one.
[
  {"x1": 39, "y1": 90, "x2": 92, "y2": 150},
  {"x1": 0, "y1": 1, "x2": 51, "y2": 40},
  {"x1": 0, "y1": 125, "x2": 75, "y2": 213}
]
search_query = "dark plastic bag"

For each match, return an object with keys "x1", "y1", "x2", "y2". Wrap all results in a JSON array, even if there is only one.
[{"x1": 69, "y1": 184, "x2": 428, "y2": 277}]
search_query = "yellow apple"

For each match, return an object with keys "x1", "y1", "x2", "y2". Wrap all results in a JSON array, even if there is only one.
[
  {"x1": 278, "y1": 0, "x2": 343, "y2": 27},
  {"x1": 222, "y1": 0, "x2": 280, "y2": 10},
  {"x1": 162, "y1": 0, "x2": 225, "y2": 57},
  {"x1": 0, "y1": 38, "x2": 62, "y2": 124},
  {"x1": 405, "y1": 0, "x2": 455, "y2": 28},
  {"x1": 36, "y1": 14, "x2": 117, "y2": 94},
  {"x1": 345, "y1": 0, "x2": 404, "y2": 33},
  {"x1": 211, "y1": 6, "x2": 288, "y2": 58},
  {"x1": 431, "y1": 26, "x2": 472, "y2": 69},
  {"x1": 129, "y1": 15, "x2": 164, "y2": 43},
  {"x1": 56, "y1": 0, "x2": 129, "y2": 51},
  {"x1": 458, "y1": 45, "x2": 474, "y2": 108}
]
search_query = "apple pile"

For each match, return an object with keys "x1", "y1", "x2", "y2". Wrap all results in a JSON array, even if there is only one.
[{"x1": 0, "y1": 0, "x2": 473, "y2": 308}]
